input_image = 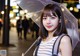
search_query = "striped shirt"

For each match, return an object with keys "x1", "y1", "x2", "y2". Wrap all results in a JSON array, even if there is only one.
[{"x1": 37, "y1": 36, "x2": 61, "y2": 56}]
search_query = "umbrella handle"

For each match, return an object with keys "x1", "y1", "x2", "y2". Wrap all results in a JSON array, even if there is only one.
[
  {"x1": 21, "y1": 37, "x2": 41, "y2": 56},
  {"x1": 22, "y1": 53, "x2": 25, "y2": 56}
]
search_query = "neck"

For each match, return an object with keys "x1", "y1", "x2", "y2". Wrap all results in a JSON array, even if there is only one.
[
  {"x1": 48, "y1": 29, "x2": 57, "y2": 38},
  {"x1": 42, "y1": 30, "x2": 57, "y2": 42},
  {"x1": 48, "y1": 32, "x2": 53, "y2": 38}
]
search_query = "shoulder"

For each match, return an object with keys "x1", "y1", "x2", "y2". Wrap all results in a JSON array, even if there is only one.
[
  {"x1": 61, "y1": 35, "x2": 71, "y2": 43},
  {"x1": 60, "y1": 35, "x2": 72, "y2": 51},
  {"x1": 59, "y1": 35, "x2": 72, "y2": 56}
]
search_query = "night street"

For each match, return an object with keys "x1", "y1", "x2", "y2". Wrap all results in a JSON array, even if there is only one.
[{"x1": 0, "y1": 27, "x2": 80, "y2": 56}]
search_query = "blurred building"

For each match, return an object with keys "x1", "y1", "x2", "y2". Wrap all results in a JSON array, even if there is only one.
[{"x1": 0, "y1": 0, "x2": 80, "y2": 27}]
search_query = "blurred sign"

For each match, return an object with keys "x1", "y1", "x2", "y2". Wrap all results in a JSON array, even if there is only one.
[
  {"x1": 0, "y1": 50, "x2": 7, "y2": 56},
  {"x1": 76, "y1": 4, "x2": 80, "y2": 9},
  {"x1": 10, "y1": 0, "x2": 17, "y2": 6}
]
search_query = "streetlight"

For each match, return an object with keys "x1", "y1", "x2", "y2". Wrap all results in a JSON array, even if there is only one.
[
  {"x1": 1, "y1": 11, "x2": 4, "y2": 14},
  {"x1": 1, "y1": 11, "x2": 4, "y2": 20}
]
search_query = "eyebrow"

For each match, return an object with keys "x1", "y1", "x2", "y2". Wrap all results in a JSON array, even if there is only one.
[
  {"x1": 43, "y1": 14, "x2": 56, "y2": 17},
  {"x1": 43, "y1": 13, "x2": 57, "y2": 17}
]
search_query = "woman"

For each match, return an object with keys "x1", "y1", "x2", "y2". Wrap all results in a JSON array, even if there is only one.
[{"x1": 33, "y1": 4, "x2": 72, "y2": 56}]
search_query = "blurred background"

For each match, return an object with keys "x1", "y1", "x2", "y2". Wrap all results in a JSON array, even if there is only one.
[
  {"x1": 0, "y1": 0, "x2": 80, "y2": 56},
  {"x1": 0, "y1": 0, "x2": 80, "y2": 28}
]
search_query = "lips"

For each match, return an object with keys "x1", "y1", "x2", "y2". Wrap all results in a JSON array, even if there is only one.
[{"x1": 46, "y1": 25, "x2": 52, "y2": 28}]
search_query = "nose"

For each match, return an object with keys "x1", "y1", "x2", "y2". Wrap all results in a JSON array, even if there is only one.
[{"x1": 46, "y1": 17, "x2": 51, "y2": 24}]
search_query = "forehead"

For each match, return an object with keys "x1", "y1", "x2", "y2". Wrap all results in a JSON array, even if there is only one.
[{"x1": 43, "y1": 10, "x2": 56, "y2": 17}]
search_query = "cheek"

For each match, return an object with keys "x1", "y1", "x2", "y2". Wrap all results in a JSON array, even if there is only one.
[
  {"x1": 52, "y1": 19, "x2": 59, "y2": 25},
  {"x1": 42, "y1": 20, "x2": 46, "y2": 26}
]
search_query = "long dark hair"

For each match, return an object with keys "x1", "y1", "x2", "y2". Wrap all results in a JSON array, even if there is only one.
[{"x1": 39, "y1": 4, "x2": 67, "y2": 39}]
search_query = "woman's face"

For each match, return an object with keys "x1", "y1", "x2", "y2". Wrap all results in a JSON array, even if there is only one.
[{"x1": 42, "y1": 12, "x2": 59, "y2": 32}]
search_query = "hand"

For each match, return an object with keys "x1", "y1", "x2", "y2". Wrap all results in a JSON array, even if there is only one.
[{"x1": 22, "y1": 53, "x2": 25, "y2": 56}]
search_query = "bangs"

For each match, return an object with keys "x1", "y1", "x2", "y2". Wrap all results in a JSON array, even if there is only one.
[{"x1": 43, "y1": 10, "x2": 57, "y2": 17}]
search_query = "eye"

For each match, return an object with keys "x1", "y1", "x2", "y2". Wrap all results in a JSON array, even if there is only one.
[
  {"x1": 51, "y1": 16, "x2": 56, "y2": 19},
  {"x1": 43, "y1": 17, "x2": 47, "y2": 19}
]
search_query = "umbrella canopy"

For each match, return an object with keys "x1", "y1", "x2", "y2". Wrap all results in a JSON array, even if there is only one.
[{"x1": 15, "y1": 0, "x2": 79, "y2": 50}]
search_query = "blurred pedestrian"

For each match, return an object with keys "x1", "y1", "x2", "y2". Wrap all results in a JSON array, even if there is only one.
[
  {"x1": 16, "y1": 16, "x2": 22, "y2": 39},
  {"x1": 22, "y1": 16, "x2": 29, "y2": 40},
  {"x1": 33, "y1": 22, "x2": 39, "y2": 39},
  {"x1": 28, "y1": 18, "x2": 39, "y2": 39}
]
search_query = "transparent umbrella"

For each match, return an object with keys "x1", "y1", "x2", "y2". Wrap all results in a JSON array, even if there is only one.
[{"x1": 15, "y1": 0, "x2": 79, "y2": 56}]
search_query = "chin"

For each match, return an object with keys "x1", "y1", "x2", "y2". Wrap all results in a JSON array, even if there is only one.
[
  {"x1": 46, "y1": 27, "x2": 57, "y2": 32},
  {"x1": 46, "y1": 29, "x2": 54, "y2": 32}
]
